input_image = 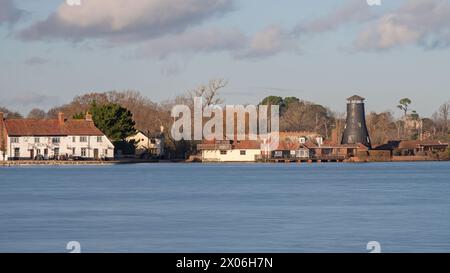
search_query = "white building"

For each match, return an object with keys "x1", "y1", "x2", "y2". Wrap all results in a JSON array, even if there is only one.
[
  {"x1": 0, "y1": 112, "x2": 114, "y2": 161},
  {"x1": 126, "y1": 130, "x2": 164, "y2": 158},
  {"x1": 197, "y1": 140, "x2": 261, "y2": 162}
]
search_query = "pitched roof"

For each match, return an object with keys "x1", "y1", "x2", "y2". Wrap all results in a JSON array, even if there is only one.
[
  {"x1": 398, "y1": 140, "x2": 449, "y2": 149},
  {"x1": 4, "y1": 119, "x2": 104, "y2": 136},
  {"x1": 374, "y1": 140, "x2": 449, "y2": 150},
  {"x1": 275, "y1": 141, "x2": 301, "y2": 151},
  {"x1": 233, "y1": 140, "x2": 261, "y2": 150}
]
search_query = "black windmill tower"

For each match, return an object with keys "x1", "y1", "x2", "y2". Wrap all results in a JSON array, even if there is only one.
[{"x1": 341, "y1": 95, "x2": 371, "y2": 148}]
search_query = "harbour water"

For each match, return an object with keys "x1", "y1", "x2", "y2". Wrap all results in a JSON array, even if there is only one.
[{"x1": 0, "y1": 162, "x2": 449, "y2": 253}]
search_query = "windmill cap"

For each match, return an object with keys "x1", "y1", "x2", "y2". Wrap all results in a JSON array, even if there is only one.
[{"x1": 347, "y1": 95, "x2": 365, "y2": 101}]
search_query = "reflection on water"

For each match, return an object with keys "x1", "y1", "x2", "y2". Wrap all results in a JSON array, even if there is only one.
[{"x1": 0, "y1": 162, "x2": 449, "y2": 253}]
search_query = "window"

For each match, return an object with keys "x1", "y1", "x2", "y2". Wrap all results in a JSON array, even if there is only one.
[
  {"x1": 240, "y1": 150, "x2": 246, "y2": 155},
  {"x1": 34, "y1": 137, "x2": 40, "y2": 143},
  {"x1": 72, "y1": 136, "x2": 76, "y2": 142},
  {"x1": 104, "y1": 149, "x2": 108, "y2": 156},
  {"x1": 11, "y1": 137, "x2": 19, "y2": 143},
  {"x1": 220, "y1": 150, "x2": 227, "y2": 155},
  {"x1": 97, "y1": 136, "x2": 102, "y2": 143},
  {"x1": 72, "y1": 148, "x2": 76, "y2": 155},
  {"x1": 36, "y1": 149, "x2": 41, "y2": 155},
  {"x1": 54, "y1": 148, "x2": 59, "y2": 157},
  {"x1": 14, "y1": 148, "x2": 20, "y2": 158},
  {"x1": 52, "y1": 137, "x2": 60, "y2": 144},
  {"x1": 81, "y1": 148, "x2": 87, "y2": 157},
  {"x1": 80, "y1": 136, "x2": 87, "y2": 143}
]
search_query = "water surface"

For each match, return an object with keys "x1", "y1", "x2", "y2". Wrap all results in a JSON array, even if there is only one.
[{"x1": 0, "y1": 162, "x2": 449, "y2": 252}]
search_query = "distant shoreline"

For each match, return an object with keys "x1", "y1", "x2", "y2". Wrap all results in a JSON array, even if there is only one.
[{"x1": 1, "y1": 159, "x2": 448, "y2": 166}]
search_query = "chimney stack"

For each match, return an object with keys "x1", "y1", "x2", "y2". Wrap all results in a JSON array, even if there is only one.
[
  {"x1": 58, "y1": 112, "x2": 65, "y2": 124},
  {"x1": 85, "y1": 112, "x2": 93, "y2": 122}
]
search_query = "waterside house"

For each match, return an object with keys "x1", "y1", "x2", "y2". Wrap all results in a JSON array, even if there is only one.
[
  {"x1": 374, "y1": 140, "x2": 449, "y2": 161},
  {"x1": 126, "y1": 129, "x2": 165, "y2": 158},
  {"x1": 197, "y1": 139, "x2": 262, "y2": 162},
  {"x1": 0, "y1": 112, "x2": 115, "y2": 161}
]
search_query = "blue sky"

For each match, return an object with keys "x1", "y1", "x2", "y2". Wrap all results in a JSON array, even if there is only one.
[{"x1": 1, "y1": 0, "x2": 449, "y2": 116}]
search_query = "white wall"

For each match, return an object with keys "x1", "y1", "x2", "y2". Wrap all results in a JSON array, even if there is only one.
[
  {"x1": 6, "y1": 135, "x2": 114, "y2": 160},
  {"x1": 127, "y1": 132, "x2": 164, "y2": 156},
  {"x1": 202, "y1": 149, "x2": 260, "y2": 162}
]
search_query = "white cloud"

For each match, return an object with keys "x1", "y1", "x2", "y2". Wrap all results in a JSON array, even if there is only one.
[
  {"x1": 136, "y1": 25, "x2": 298, "y2": 60},
  {"x1": 235, "y1": 26, "x2": 299, "y2": 59},
  {"x1": 294, "y1": 0, "x2": 375, "y2": 35},
  {"x1": 136, "y1": 28, "x2": 246, "y2": 59},
  {"x1": 355, "y1": 0, "x2": 450, "y2": 51},
  {"x1": 19, "y1": 0, "x2": 235, "y2": 42}
]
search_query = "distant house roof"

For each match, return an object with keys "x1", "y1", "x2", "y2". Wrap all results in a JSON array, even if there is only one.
[
  {"x1": 136, "y1": 130, "x2": 164, "y2": 139},
  {"x1": 4, "y1": 119, "x2": 104, "y2": 136},
  {"x1": 278, "y1": 131, "x2": 320, "y2": 138},
  {"x1": 198, "y1": 139, "x2": 261, "y2": 150},
  {"x1": 347, "y1": 95, "x2": 365, "y2": 101},
  {"x1": 374, "y1": 140, "x2": 449, "y2": 150},
  {"x1": 274, "y1": 141, "x2": 301, "y2": 151},
  {"x1": 398, "y1": 140, "x2": 449, "y2": 149},
  {"x1": 234, "y1": 140, "x2": 261, "y2": 150}
]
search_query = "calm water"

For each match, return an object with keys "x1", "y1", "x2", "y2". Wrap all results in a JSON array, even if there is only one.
[{"x1": 0, "y1": 162, "x2": 449, "y2": 253}]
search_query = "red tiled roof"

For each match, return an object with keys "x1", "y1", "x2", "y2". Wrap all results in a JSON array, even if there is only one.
[
  {"x1": 233, "y1": 140, "x2": 261, "y2": 150},
  {"x1": 398, "y1": 140, "x2": 449, "y2": 149},
  {"x1": 278, "y1": 131, "x2": 320, "y2": 138},
  {"x1": 275, "y1": 141, "x2": 301, "y2": 151},
  {"x1": 4, "y1": 119, "x2": 104, "y2": 136},
  {"x1": 65, "y1": 120, "x2": 104, "y2": 136}
]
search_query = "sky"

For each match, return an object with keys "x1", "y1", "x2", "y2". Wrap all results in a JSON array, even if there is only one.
[{"x1": 1, "y1": 0, "x2": 450, "y2": 116}]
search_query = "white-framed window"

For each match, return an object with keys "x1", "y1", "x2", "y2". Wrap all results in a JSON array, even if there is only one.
[
  {"x1": 81, "y1": 148, "x2": 87, "y2": 157},
  {"x1": 34, "y1": 137, "x2": 40, "y2": 143},
  {"x1": 240, "y1": 150, "x2": 246, "y2": 155},
  {"x1": 97, "y1": 136, "x2": 102, "y2": 143},
  {"x1": 72, "y1": 148, "x2": 76, "y2": 155},
  {"x1": 80, "y1": 136, "x2": 87, "y2": 143},
  {"x1": 52, "y1": 137, "x2": 60, "y2": 144},
  {"x1": 54, "y1": 148, "x2": 59, "y2": 157},
  {"x1": 220, "y1": 150, "x2": 227, "y2": 155},
  {"x1": 72, "y1": 136, "x2": 76, "y2": 142},
  {"x1": 104, "y1": 149, "x2": 108, "y2": 156},
  {"x1": 11, "y1": 137, "x2": 19, "y2": 143},
  {"x1": 14, "y1": 148, "x2": 20, "y2": 158}
]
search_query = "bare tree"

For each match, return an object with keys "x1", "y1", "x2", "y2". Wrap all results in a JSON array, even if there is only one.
[
  {"x1": 438, "y1": 101, "x2": 449, "y2": 135},
  {"x1": 190, "y1": 79, "x2": 227, "y2": 108},
  {"x1": 0, "y1": 107, "x2": 22, "y2": 119},
  {"x1": 27, "y1": 108, "x2": 47, "y2": 119}
]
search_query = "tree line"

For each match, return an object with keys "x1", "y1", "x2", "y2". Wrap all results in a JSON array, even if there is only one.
[{"x1": 1, "y1": 80, "x2": 449, "y2": 158}]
